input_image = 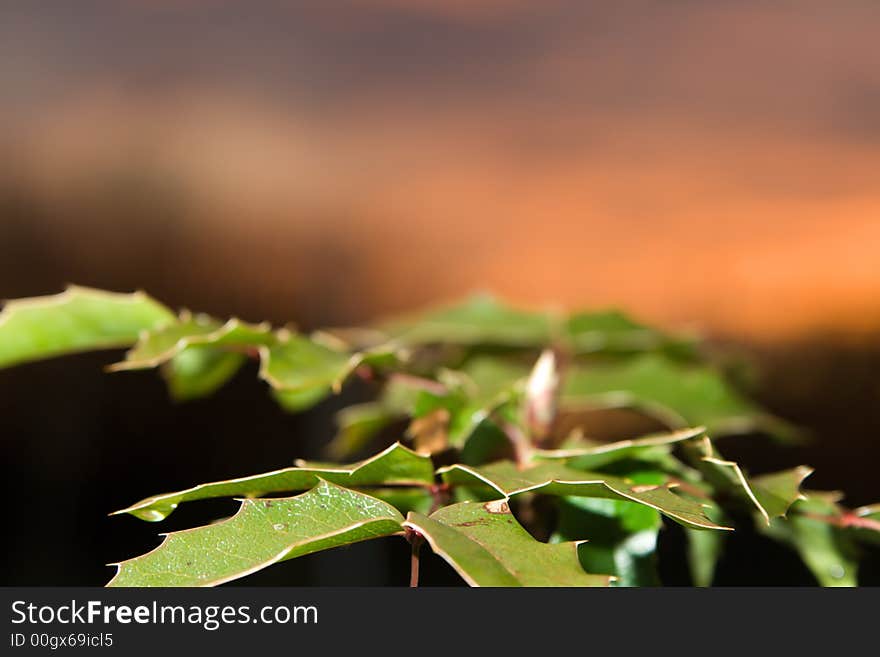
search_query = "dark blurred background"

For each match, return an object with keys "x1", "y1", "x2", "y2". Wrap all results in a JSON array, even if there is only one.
[{"x1": 1, "y1": 1, "x2": 879, "y2": 585}]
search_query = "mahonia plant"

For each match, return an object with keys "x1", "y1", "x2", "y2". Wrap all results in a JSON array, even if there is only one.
[{"x1": 1, "y1": 286, "x2": 877, "y2": 586}]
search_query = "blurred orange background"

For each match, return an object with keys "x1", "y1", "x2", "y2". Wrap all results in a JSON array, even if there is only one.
[
  {"x1": 3, "y1": 1, "x2": 880, "y2": 586},
  {"x1": 4, "y1": 1, "x2": 880, "y2": 339}
]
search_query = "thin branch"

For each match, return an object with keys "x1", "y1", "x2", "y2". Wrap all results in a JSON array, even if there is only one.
[{"x1": 406, "y1": 528, "x2": 424, "y2": 588}]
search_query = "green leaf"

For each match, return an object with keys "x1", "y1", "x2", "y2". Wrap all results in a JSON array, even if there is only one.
[
  {"x1": 565, "y1": 310, "x2": 697, "y2": 358},
  {"x1": 326, "y1": 403, "x2": 397, "y2": 458},
  {"x1": 411, "y1": 357, "x2": 527, "y2": 448},
  {"x1": 404, "y1": 500, "x2": 612, "y2": 586},
  {"x1": 551, "y1": 477, "x2": 664, "y2": 587},
  {"x1": 689, "y1": 439, "x2": 811, "y2": 524},
  {"x1": 108, "y1": 313, "x2": 275, "y2": 371},
  {"x1": 684, "y1": 503, "x2": 729, "y2": 586},
  {"x1": 259, "y1": 334, "x2": 351, "y2": 394},
  {"x1": 562, "y1": 354, "x2": 774, "y2": 436},
  {"x1": 116, "y1": 443, "x2": 435, "y2": 521},
  {"x1": 750, "y1": 468, "x2": 813, "y2": 520},
  {"x1": 369, "y1": 488, "x2": 435, "y2": 515},
  {"x1": 384, "y1": 294, "x2": 555, "y2": 347},
  {"x1": 851, "y1": 505, "x2": 880, "y2": 547},
  {"x1": 854, "y1": 504, "x2": 880, "y2": 532},
  {"x1": 260, "y1": 336, "x2": 399, "y2": 412},
  {"x1": 761, "y1": 504, "x2": 859, "y2": 587},
  {"x1": 108, "y1": 481, "x2": 404, "y2": 587},
  {"x1": 685, "y1": 526, "x2": 725, "y2": 587},
  {"x1": 438, "y1": 460, "x2": 729, "y2": 530},
  {"x1": 0, "y1": 286, "x2": 175, "y2": 369},
  {"x1": 163, "y1": 347, "x2": 247, "y2": 401},
  {"x1": 533, "y1": 426, "x2": 706, "y2": 470},
  {"x1": 782, "y1": 497, "x2": 880, "y2": 548}
]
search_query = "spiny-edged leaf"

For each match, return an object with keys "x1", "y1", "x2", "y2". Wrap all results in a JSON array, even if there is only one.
[
  {"x1": 116, "y1": 443, "x2": 435, "y2": 521},
  {"x1": 552, "y1": 475, "x2": 664, "y2": 587},
  {"x1": 565, "y1": 310, "x2": 698, "y2": 358},
  {"x1": 689, "y1": 438, "x2": 811, "y2": 524},
  {"x1": 109, "y1": 313, "x2": 275, "y2": 371},
  {"x1": 260, "y1": 336, "x2": 398, "y2": 411},
  {"x1": 326, "y1": 403, "x2": 397, "y2": 458},
  {"x1": 437, "y1": 460, "x2": 728, "y2": 530},
  {"x1": 162, "y1": 347, "x2": 246, "y2": 401},
  {"x1": 533, "y1": 426, "x2": 706, "y2": 470},
  {"x1": 108, "y1": 481, "x2": 403, "y2": 587},
  {"x1": 562, "y1": 354, "x2": 775, "y2": 436},
  {"x1": 404, "y1": 500, "x2": 612, "y2": 586},
  {"x1": 750, "y1": 468, "x2": 813, "y2": 519},
  {"x1": 761, "y1": 504, "x2": 859, "y2": 587},
  {"x1": 383, "y1": 294, "x2": 555, "y2": 347},
  {"x1": 0, "y1": 286, "x2": 175, "y2": 369}
]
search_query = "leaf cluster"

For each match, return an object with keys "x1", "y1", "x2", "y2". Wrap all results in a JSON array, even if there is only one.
[{"x1": 1, "y1": 287, "x2": 876, "y2": 586}]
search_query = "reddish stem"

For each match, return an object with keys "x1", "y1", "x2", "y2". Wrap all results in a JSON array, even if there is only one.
[{"x1": 405, "y1": 528, "x2": 424, "y2": 588}]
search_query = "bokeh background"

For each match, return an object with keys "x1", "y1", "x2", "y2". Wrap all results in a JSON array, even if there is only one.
[{"x1": 1, "y1": 1, "x2": 879, "y2": 585}]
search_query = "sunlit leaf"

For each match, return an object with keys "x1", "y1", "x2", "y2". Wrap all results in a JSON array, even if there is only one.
[
  {"x1": 108, "y1": 481, "x2": 404, "y2": 587},
  {"x1": 260, "y1": 336, "x2": 399, "y2": 411},
  {"x1": 565, "y1": 310, "x2": 698, "y2": 358},
  {"x1": 438, "y1": 460, "x2": 728, "y2": 530},
  {"x1": 164, "y1": 347, "x2": 246, "y2": 401},
  {"x1": 0, "y1": 286, "x2": 174, "y2": 369},
  {"x1": 404, "y1": 500, "x2": 612, "y2": 586},
  {"x1": 383, "y1": 294, "x2": 555, "y2": 347},
  {"x1": 562, "y1": 354, "x2": 779, "y2": 436},
  {"x1": 108, "y1": 313, "x2": 274, "y2": 371},
  {"x1": 116, "y1": 443, "x2": 435, "y2": 521}
]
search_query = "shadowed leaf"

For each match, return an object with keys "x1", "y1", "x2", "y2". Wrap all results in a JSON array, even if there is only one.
[
  {"x1": 551, "y1": 477, "x2": 664, "y2": 587},
  {"x1": 761, "y1": 499, "x2": 859, "y2": 587},
  {"x1": 327, "y1": 402, "x2": 398, "y2": 458}
]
